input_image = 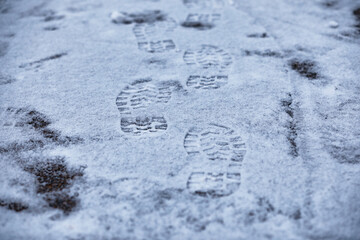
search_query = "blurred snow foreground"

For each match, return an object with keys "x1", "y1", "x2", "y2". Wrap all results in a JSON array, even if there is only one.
[{"x1": 0, "y1": 0, "x2": 360, "y2": 239}]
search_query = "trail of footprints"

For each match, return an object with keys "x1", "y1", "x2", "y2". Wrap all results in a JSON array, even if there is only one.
[{"x1": 115, "y1": 2, "x2": 243, "y2": 198}]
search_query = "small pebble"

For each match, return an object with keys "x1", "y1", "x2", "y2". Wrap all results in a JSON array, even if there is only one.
[
  {"x1": 329, "y1": 20, "x2": 339, "y2": 28},
  {"x1": 111, "y1": 11, "x2": 132, "y2": 24}
]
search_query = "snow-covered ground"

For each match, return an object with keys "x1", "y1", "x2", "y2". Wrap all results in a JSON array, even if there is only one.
[{"x1": 0, "y1": 0, "x2": 359, "y2": 239}]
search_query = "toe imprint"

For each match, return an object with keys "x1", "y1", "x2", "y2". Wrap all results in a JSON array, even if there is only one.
[
  {"x1": 116, "y1": 79, "x2": 172, "y2": 115},
  {"x1": 183, "y1": 45, "x2": 232, "y2": 71},
  {"x1": 184, "y1": 123, "x2": 246, "y2": 163}
]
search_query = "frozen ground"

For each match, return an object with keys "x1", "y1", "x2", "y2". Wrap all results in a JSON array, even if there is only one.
[{"x1": 0, "y1": 0, "x2": 360, "y2": 239}]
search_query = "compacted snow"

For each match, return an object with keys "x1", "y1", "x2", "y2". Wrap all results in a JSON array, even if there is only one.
[{"x1": 0, "y1": 0, "x2": 359, "y2": 239}]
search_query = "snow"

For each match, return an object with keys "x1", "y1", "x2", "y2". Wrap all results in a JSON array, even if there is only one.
[{"x1": 0, "y1": 0, "x2": 359, "y2": 239}]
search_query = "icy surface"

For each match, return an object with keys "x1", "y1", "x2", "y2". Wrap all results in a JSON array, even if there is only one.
[{"x1": 0, "y1": 0, "x2": 360, "y2": 239}]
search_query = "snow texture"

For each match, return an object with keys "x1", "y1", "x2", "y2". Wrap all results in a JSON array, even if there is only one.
[{"x1": 0, "y1": 0, "x2": 360, "y2": 239}]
